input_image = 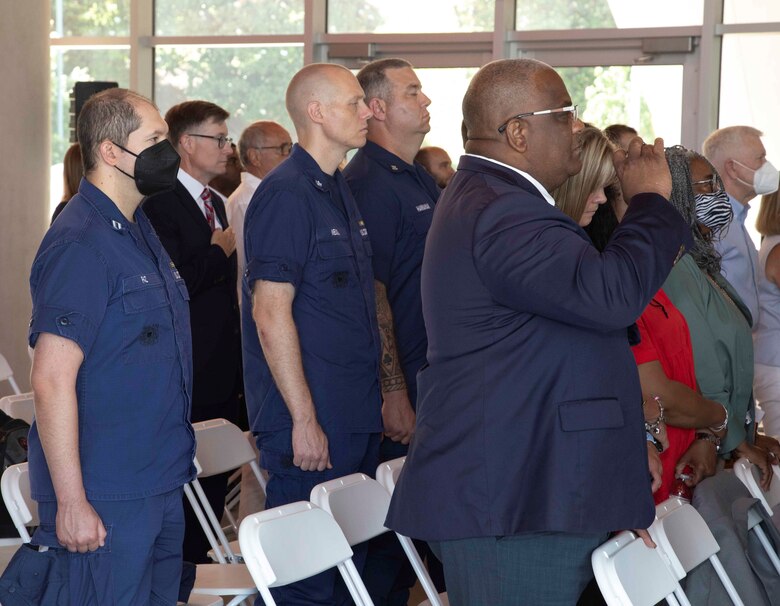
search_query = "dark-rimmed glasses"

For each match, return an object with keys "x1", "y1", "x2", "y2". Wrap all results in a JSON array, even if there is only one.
[
  {"x1": 188, "y1": 133, "x2": 233, "y2": 149},
  {"x1": 497, "y1": 104, "x2": 579, "y2": 134},
  {"x1": 256, "y1": 142, "x2": 293, "y2": 156}
]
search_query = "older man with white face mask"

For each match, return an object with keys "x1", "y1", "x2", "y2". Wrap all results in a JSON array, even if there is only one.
[{"x1": 703, "y1": 126, "x2": 779, "y2": 327}]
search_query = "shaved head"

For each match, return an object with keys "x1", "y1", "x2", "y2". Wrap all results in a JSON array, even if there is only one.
[
  {"x1": 285, "y1": 63, "x2": 358, "y2": 130},
  {"x1": 462, "y1": 58, "x2": 548, "y2": 142}
]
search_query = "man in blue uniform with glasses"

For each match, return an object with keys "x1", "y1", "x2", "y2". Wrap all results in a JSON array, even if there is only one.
[{"x1": 25, "y1": 88, "x2": 195, "y2": 605}]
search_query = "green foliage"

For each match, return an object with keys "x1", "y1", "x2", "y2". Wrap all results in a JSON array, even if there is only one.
[{"x1": 515, "y1": 0, "x2": 615, "y2": 30}]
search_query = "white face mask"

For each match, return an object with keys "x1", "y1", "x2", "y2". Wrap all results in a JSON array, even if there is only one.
[{"x1": 734, "y1": 159, "x2": 780, "y2": 195}]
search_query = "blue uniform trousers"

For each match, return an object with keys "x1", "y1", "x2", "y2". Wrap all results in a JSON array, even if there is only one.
[
  {"x1": 31, "y1": 488, "x2": 184, "y2": 606},
  {"x1": 256, "y1": 430, "x2": 381, "y2": 606},
  {"x1": 430, "y1": 532, "x2": 607, "y2": 606}
]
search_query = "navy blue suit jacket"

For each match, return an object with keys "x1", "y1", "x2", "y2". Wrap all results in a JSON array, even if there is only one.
[{"x1": 385, "y1": 155, "x2": 692, "y2": 540}]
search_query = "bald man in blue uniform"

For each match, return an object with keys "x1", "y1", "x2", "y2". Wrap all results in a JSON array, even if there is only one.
[
  {"x1": 242, "y1": 63, "x2": 382, "y2": 605},
  {"x1": 385, "y1": 59, "x2": 693, "y2": 605}
]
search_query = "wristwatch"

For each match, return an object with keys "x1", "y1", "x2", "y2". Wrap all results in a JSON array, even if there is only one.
[
  {"x1": 646, "y1": 431, "x2": 663, "y2": 453},
  {"x1": 695, "y1": 431, "x2": 721, "y2": 452}
]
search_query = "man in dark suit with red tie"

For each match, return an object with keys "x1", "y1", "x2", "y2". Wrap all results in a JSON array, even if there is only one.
[
  {"x1": 143, "y1": 100, "x2": 242, "y2": 564},
  {"x1": 386, "y1": 59, "x2": 694, "y2": 604}
]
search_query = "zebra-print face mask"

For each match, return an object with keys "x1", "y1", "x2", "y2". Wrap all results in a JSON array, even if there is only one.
[{"x1": 693, "y1": 189, "x2": 733, "y2": 236}]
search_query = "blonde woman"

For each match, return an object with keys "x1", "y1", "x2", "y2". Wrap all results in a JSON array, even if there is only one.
[
  {"x1": 753, "y1": 190, "x2": 780, "y2": 438},
  {"x1": 552, "y1": 126, "x2": 614, "y2": 227}
]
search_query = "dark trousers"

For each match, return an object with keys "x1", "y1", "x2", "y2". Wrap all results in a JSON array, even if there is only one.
[
  {"x1": 430, "y1": 532, "x2": 607, "y2": 606},
  {"x1": 256, "y1": 430, "x2": 381, "y2": 606},
  {"x1": 32, "y1": 488, "x2": 184, "y2": 606}
]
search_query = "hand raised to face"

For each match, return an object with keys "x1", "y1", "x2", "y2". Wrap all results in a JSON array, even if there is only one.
[{"x1": 613, "y1": 137, "x2": 673, "y2": 203}]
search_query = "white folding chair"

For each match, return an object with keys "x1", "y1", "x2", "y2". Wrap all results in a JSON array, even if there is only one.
[
  {"x1": 0, "y1": 463, "x2": 36, "y2": 574},
  {"x1": 223, "y1": 431, "x2": 266, "y2": 536},
  {"x1": 312, "y1": 472, "x2": 447, "y2": 606},
  {"x1": 0, "y1": 354, "x2": 21, "y2": 396},
  {"x1": 651, "y1": 497, "x2": 743, "y2": 605},
  {"x1": 238, "y1": 501, "x2": 373, "y2": 606},
  {"x1": 733, "y1": 456, "x2": 780, "y2": 517},
  {"x1": 0, "y1": 392, "x2": 35, "y2": 425},
  {"x1": 592, "y1": 530, "x2": 684, "y2": 606},
  {"x1": 0, "y1": 462, "x2": 37, "y2": 543},
  {"x1": 190, "y1": 418, "x2": 267, "y2": 563}
]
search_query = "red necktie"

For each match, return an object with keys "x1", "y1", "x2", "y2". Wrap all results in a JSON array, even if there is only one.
[{"x1": 201, "y1": 188, "x2": 215, "y2": 232}]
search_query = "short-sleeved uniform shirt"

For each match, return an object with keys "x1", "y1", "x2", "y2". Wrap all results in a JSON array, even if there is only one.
[
  {"x1": 631, "y1": 288, "x2": 696, "y2": 503},
  {"x1": 28, "y1": 178, "x2": 196, "y2": 502},
  {"x1": 241, "y1": 144, "x2": 382, "y2": 434},
  {"x1": 344, "y1": 141, "x2": 440, "y2": 407}
]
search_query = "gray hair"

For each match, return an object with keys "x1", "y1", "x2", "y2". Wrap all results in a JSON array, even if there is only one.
[
  {"x1": 702, "y1": 125, "x2": 763, "y2": 169},
  {"x1": 665, "y1": 145, "x2": 722, "y2": 276}
]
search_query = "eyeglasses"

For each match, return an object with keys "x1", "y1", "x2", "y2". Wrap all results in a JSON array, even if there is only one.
[
  {"x1": 497, "y1": 104, "x2": 579, "y2": 134},
  {"x1": 188, "y1": 133, "x2": 234, "y2": 149},
  {"x1": 256, "y1": 142, "x2": 293, "y2": 156},
  {"x1": 692, "y1": 175, "x2": 722, "y2": 194}
]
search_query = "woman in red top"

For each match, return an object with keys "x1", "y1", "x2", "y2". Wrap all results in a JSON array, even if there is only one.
[{"x1": 555, "y1": 129, "x2": 727, "y2": 502}]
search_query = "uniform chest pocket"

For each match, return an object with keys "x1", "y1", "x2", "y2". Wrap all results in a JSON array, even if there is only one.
[
  {"x1": 121, "y1": 274, "x2": 175, "y2": 364},
  {"x1": 412, "y1": 209, "x2": 433, "y2": 236},
  {"x1": 316, "y1": 237, "x2": 361, "y2": 301},
  {"x1": 122, "y1": 273, "x2": 168, "y2": 313}
]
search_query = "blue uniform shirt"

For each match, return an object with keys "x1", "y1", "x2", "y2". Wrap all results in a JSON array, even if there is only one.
[
  {"x1": 344, "y1": 141, "x2": 439, "y2": 408},
  {"x1": 242, "y1": 144, "x2": 382, "y2": 434},
  {"x1": 714, "y1": 194, "x2": 759, "y2": 327},
  {"x1": 28, "y1": 178, "x2": 196, "y2": 502}
]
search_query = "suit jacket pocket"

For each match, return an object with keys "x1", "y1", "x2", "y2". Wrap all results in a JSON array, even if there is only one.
[{"x1": 558, "y1": 398, "x2": 624, "y2": 432}]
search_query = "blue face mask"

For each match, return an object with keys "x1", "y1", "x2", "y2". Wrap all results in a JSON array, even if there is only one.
[{"x1": 694, "y1": 189, "x2": 733, "y2": 236}]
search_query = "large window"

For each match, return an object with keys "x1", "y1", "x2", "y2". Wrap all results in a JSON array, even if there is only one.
[
  {"x1": 328, "y1": 0, "x2": 494, "y2": 33},
  {"x1": 559, "y1": 65, "x2": 683, "y2": 144},
  {"x1": 50, "y1": 1, "x2": 780, "y2": 224},
  {"x1": 515, "y1": 0, "x2": 704, "y2": 30},
  {"x1": 155, "y1": 45, "x2": 303, "y2": 139},
  {"x1": 155, "y1": 0, "x2": 305, "y2": 35}
]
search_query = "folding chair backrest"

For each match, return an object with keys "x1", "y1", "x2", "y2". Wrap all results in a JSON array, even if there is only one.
[
  {"x1": 652, "y1": 497, "x2": 720, "y2": 577},
  {"x1": 0, "y1": 393, "x2": 35, "y2": 425},
  {"x1": 733, "y1": 457, "x2": 780, "y2": 516},
  {"x1": 0, "y1": 354, "x2": 21, "y2": 395},
  {"x1": 592, "y1": 531, "x2": 682, "y2": 606},
  {"x1": 1, "y1": 463, "x2": 37, "y2": 542},
  {"x1": 310, "y1": 473, "x2": 390, "y2": 545},
  {"x1": 375, "y1": 456, "x2": 405, "y2": 495},
  {"x1": 193, "y1": 418, "x2": 256, "y2": 477},
  {"x1": 238, "y1": 501, "x2": 355, "y2": 587}
]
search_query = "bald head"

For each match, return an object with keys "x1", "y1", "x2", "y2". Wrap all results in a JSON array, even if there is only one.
[
  {"x1": 702, "y1": 125, "x2": 763, "y2": 170},
  {"x1": 285, "y1": 63, "x2": 357, "y2": 130},
  {"x1": 462, "y1": 58, "x2": 549, "y2": 143}
]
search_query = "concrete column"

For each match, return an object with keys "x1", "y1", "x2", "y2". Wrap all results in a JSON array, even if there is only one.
[{"x1": 0, "y1": 3, "x2": 50, "y2": 394}]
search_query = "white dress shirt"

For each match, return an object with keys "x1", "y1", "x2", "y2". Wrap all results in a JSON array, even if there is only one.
[
  {"x1": 177, "y1": 168, "x2": 224, "y2": 230},
  {"x1": 226, "y1": 171, "x2": 263, "y2": 301}
]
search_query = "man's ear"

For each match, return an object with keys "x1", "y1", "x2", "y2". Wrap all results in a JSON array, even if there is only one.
[
  {"x1": 307, "y1": 100, "x2": 324, "y2": 125},
  {"x1": 723, "y1": 158, "x2": 740, "y2": 181},
  {"x1": 98, "y1": 140, "x2": 121, "y2": 167},
  {"x1": 368, "y1": 97, "x2": 386, "y2": 121},
  {"x1": 504, "y1": 120, "x2": 528, "y2": 154}
]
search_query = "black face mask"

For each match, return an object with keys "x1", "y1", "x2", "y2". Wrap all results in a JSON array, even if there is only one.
[{"x1": 112, "y1": 139, "x2": 181, "y2": 196}]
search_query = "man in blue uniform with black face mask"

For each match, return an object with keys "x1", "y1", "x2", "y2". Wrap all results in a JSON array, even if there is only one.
[{"x1": 24, "y1": 88, "x2": 196, "y2": 605}]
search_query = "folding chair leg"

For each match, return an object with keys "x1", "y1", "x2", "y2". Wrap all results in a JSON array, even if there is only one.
[
  {"x1": 709, "y1": 555, "x2": 745, "y2": 606},
  {"x1": 752, "y1": 525, "x2": 780, "y2": 575},
  {"x1": 339, "y1": 559, "x2": 374, "y2": 606},
  {"x1": 396, "y1": 534, "x2": 442, "y2": 606},
  {"x1": 666, "y1": 594, "x2": 682, "y2": 606},
  {"x1": 673, "y1": 582, "x2": 692, "y2": 606},
  {"x1": 184, "y1": 484, "x2": 227, "y2": 564},
  {"x1": 256, "y1": 586, "x2": 277, "y2": 606}
]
